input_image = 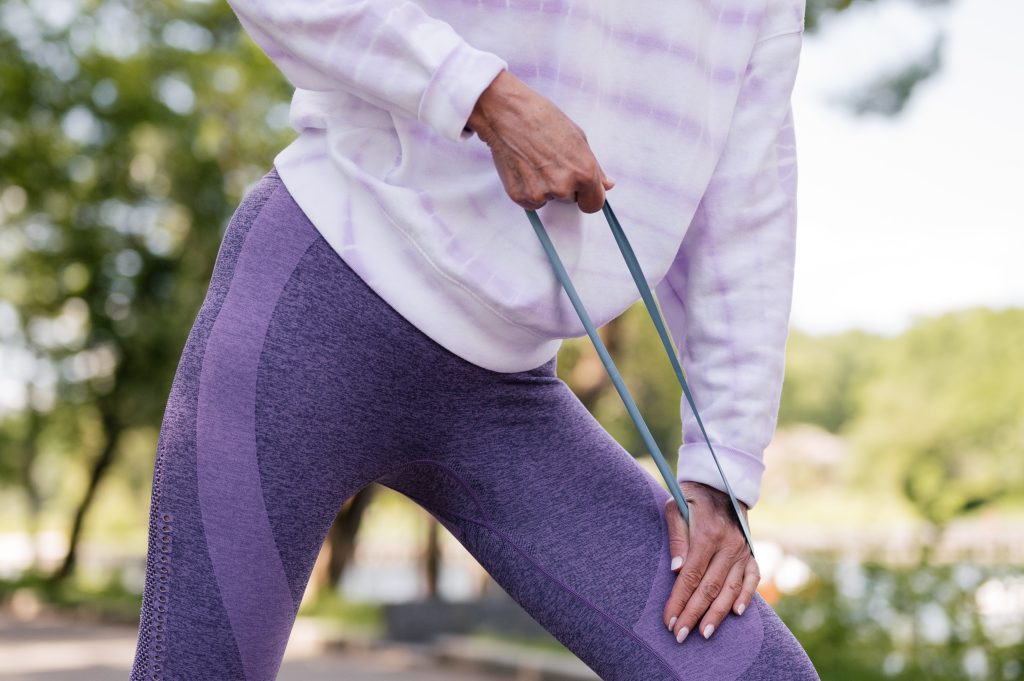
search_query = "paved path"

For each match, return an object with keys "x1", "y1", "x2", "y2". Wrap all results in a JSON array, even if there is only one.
[{"x1": 0, "y1": 610, "x2": 501, "y2": 681}]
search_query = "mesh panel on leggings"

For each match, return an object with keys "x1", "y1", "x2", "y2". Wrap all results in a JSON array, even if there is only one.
[{"x1": 129, "y1": 444, "x2": 172, "y2": 681}]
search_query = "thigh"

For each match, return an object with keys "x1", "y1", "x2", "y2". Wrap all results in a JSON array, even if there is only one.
[
  {"x1": 377, "y1": 365, "x2": 819, "y2": 681},
  {"x1": 130, "y1": 168, "x2": 411, "y2": 681}
]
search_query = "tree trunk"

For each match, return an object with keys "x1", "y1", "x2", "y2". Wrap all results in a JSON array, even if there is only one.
[
  {"x1": 571, "y1": 316, "x2": 624, "y2": 410},
  {"x1": 51, "y1": 408, "x2": 121, "y2": 584},
  {"x1": 321, "y1": 484, "x2": 377, "y2": 590},
  {"x1": 424, "y1": 517, "x2": 441, "y2": 599},
  {"x1": 19, "y1": 405, "x2": 44, "y2": 572}
]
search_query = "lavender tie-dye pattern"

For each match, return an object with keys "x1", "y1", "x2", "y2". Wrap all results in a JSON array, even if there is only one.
[
  {"x1": 222, "y1": 0, "x2": 807, "y2": 511},
  {"x1": 128, "y1": 168, "x2": 819, "y2": 680}
]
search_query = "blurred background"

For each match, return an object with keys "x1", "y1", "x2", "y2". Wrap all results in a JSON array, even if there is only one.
[{"x1": 0, "y1": 0, "x2": 1021, "y2": 679}]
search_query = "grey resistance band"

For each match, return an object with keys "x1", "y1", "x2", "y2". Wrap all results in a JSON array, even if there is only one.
[{"x1": 525, "y1": 201, "x2": 755, "y2": 558}]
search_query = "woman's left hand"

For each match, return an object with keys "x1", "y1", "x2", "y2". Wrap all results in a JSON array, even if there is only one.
[{"x1": 662, "y1": 481, "x2": 760, "y2": 643}]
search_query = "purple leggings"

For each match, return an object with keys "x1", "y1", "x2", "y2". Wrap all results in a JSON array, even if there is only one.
[{"x1": 128, "y1": 167, "x2": 819, "y2": 681}]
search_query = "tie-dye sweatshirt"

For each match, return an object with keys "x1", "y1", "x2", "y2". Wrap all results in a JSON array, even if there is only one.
[{"x1": 224, "y1": 0, "x2": 806, "y2": 509}]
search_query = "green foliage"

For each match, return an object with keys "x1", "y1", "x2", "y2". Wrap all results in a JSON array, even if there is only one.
[
  {"x1": 844, "y1": 308, "x2": 1024, "y2": 529},
  {"x1": 0, "y1": 0, "x2": 294, "y2": 527},
  {"x1": 0, "y1": 565, "x2": 143, "y2": 624},
  {"x1": 776, "y1": 555, "x2": 1024, "y2": 681},
  {"x1": 779, "y1": 327, "x2": 882, "y2": 433},
  {"x1": 298, "y1": 588, "x2": 385, "y2": 633}
]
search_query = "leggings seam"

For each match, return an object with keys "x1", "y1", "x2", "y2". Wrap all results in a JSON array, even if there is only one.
[
  {"x1": 251, "y1": 236, "x2": 323, "y2": 611},
  {"x1": 130, "y1": 168, "x2": 290, "y2": 680},
  {"x1": 391, "y1": 458, "x2": 683, "y2": 681},
  {"x1": 194, "y1": 178, "x2": 317, "y2": 672},
  {"x1": 211, "y1": 175, "x2": 314, "y2": 571}
]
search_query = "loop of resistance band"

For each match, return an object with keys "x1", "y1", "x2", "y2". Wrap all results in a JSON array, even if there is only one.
[{"x1": 525, "y1": 201, "x2": 755, "y2": 558}]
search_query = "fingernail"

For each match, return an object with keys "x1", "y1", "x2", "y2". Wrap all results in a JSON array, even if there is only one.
[
  {"x1": 668, "y1": 616, "x2": 677, "y2": 631},
  {"x1": 675, "y1": 626, "x2": 689, "y2": 643},
  {"x1": 737, "y1": 602, "x2": 745, "y2": 616},
  {"x1": 670, "y1": 556, "x2": 683, "y2": 571},
  {"x1": 703, "y1": 624, "x2": 714, "y2": 639}
]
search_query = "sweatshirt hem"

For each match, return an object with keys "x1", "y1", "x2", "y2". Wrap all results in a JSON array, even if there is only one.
[{"x1": 273, "y1": 133, "x2": 563, "y2": 375}]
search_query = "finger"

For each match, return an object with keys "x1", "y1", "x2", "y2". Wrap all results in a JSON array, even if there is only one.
[
  {"x1": 698, "y1": 558, "x2": 747, "y2": 639},
  {"x1": 671, "y1": 550, "x2": 735, "y2": 643},
  {"x1": 662, "y1": 537, "x2": 714, "y2": 632},
  {"x1": 664, "y1": 498, "x2": 688, "y2": 573},
  {"x1": 574, "y1": 173, "x2": 606, "y2": 214},
  {"x1": 513, "y1": 181, "x2": 548, "y2": 211},
  {"x1": 518, "y1": 197, "x2": 545, "y2": 211},
  {"x1": 572, "y1": 152, "x2": 606, "y2": 213},
  {"x1": 733, "y1": 556, "x2": 761, "y2": 616},
  {"x1": 598, "y1": 163, "x2": 616, "y2": 190}
]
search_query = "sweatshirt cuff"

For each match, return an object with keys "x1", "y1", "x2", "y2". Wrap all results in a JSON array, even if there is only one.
[
  {"x1": 418, "y1": 41, "x2": 507, "y2": 143},
  {"x1": 676, "y1": 441, "x2": 766, "y2": 510}
]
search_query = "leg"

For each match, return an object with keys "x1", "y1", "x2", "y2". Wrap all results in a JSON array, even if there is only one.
[
  {"x1": 375, "y1": 351, "x2": 820, "y2": 680},
  {"x1": 129, "y1": 167, "x2": 429, "y2": 680}
]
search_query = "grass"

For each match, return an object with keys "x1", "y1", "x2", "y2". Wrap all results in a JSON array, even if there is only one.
[
  {"x1": 297, "y1": 588, "x2": 385, "y2": 636},
  {"x1": 0, "y1": 567, "x2": 143, "y2": 625},
  {"x1": 467, "y1": 628, "x2": 577, "y2": 656}
]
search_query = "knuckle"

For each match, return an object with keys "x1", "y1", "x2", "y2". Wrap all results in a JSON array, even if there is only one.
[
  {"x1": 726, "y1": 579, "x2": 744, "y2": 594},
  {"x1": 704, "y1": 522, "x2": 726, "y2": 541},
  {"x1": 525, "y1": 190, "x2": 547, "y2": 205},
  {"x1": 574, "y1": 160, "x2": 598, "y2": 182},
  {"x1": 680, "y1": 570, "x2": 703, "y2": 592},
  {"x1": 700, "y1": 581, "x2": 722, "y2": 601},
  {"x1": 555, "y1": 181, "x2": 577, "y2": 198},
  {"x1": 705, "y1": 606, "x2": 728, "y2": 626}
]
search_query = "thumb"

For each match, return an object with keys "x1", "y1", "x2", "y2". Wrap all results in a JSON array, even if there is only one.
[
  {"x1": 599, "y1": 164, "x2": 616, "y2": 191},
  {"x1": 664, "y1": 497, "x2": 689, "y2": 572}
]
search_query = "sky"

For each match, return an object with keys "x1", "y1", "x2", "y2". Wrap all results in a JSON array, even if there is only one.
[{"x1": 789, "y1": 0, "x2": 1023, "y2": 337}]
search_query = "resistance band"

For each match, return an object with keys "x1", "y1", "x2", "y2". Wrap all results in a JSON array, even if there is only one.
[{"x1": 525, "y1": 201, "x2": 755, "y2": 558}]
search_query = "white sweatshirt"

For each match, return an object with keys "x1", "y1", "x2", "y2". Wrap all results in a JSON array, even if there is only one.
[{"x1": 224, "y1": 0, "x2": 806, "y2": 509}]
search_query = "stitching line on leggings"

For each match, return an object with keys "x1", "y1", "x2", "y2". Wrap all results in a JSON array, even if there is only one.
[
  {"x1": 200, "y1": 179, "x2": 319, "y2": 672},
  {"x1": 251, "y1": 237, "x2": 322, "y2": 610},
  {"x1": 391, "y1": 458, "x2": 683, "y2": 680}
]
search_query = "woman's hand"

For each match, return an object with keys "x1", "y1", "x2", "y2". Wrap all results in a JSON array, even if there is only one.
[
  {"x1": 466, "y1": 69, "x2": 615, "y2": 214},
  {"x1": 663, "y1": 481, "x2": 760, "y2": 643}
]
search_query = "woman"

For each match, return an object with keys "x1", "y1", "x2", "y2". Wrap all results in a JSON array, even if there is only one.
[{"x1": 129, "y1": 0, "x2": 819, "y2": 679}]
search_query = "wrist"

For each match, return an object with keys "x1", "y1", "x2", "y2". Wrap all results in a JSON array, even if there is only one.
[{"x1": 466, "y1": 68, "x2": 518, "y2": 137}]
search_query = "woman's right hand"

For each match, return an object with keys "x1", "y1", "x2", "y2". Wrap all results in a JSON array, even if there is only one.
[{"x1": 466, "y1": 69, "x2": 615, "y2": 214}]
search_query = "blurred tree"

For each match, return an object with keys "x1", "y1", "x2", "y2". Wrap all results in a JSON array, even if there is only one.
[
  {"x1": 806, "y1": 0, "x2": 952, "y2": 117},
  {"x1": 0, "y1": 0, "x2": 294, "y2": 582},
  {"x1": 778, "y1": 328, "x2": 882, "y2": 433},
  {"x1": 845, "y1": 308, "x2": 1024, "y2": 555}
]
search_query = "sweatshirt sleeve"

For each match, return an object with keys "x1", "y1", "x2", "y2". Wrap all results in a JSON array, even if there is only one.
[
  {"x1": 223, "y1": 0, "x2": 509, "y2": 143},
  {"x1": 652, "y1": 24, "x2": 805, "y2": 510}
]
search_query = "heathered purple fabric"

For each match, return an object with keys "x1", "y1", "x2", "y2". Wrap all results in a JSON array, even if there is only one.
[{"x1": 129, "y1": 167, "x2": 819, "y2": 681}]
